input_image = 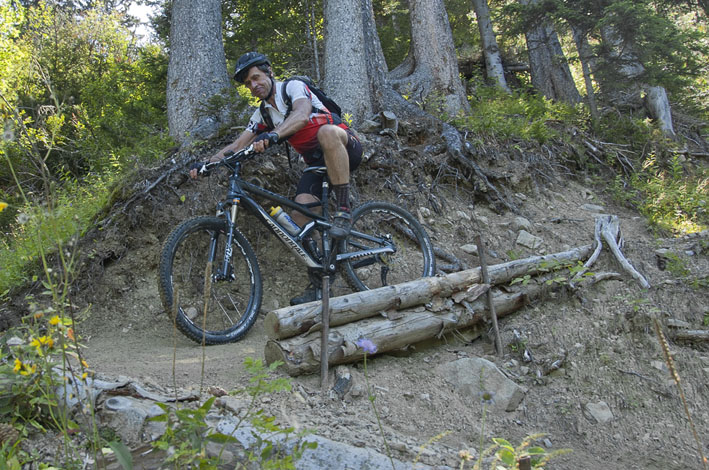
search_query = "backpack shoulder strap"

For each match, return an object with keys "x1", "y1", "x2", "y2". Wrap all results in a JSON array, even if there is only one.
[
  {"x1": 259, "y1": 100, "x2": 275, "y2": 131},
  {"x1": 281, "y1": 77, "x2": 296, "y2": 117}
]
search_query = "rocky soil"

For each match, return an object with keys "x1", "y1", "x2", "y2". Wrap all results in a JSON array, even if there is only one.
[{"x1": 4, "y1": 122, "x2": 709, "y2": 469}]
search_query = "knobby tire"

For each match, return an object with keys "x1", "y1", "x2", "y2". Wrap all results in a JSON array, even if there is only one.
[
  {"x1": 158, "y1": 217, "x2": 262, "y2": 344},
  {"x1": 342, "y1": 201, "x2": 435, "y2": 291}
]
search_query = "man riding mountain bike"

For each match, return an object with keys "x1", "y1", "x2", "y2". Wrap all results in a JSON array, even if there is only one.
[{"x1": 190, "y1": 52, "x2": 362, "y2": 305}]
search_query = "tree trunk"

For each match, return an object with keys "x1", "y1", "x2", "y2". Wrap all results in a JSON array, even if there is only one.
[
  {"x1": 264, "y1": 244, "x2": 593, "y2": 340},
  {"x1": 322, "y1": 0, "x2": 443, "y2": 126},
  {"x1": 166, "y1": 0, "x2": 230, "y2": 144},
  {"x1": 471, "y1": 0, "x2": 510, "y2": 92},
  {"x1": 322, "y1": 0, "x2": 375, "y2": 123},
  {"x1": 645, "y1": 86, "x2": 675, "y2": 137},
  {"x1": 388, "y1": 0, "x2": 470, "y2": 116},
  {"x1": 599, "y1": 24, "x2": 645, "y2": 83},
  {"x1": 598, "y1": 25, "x2": 675, "y2": 137},
  {"x1": 520, "y1": 0, "x2": 580, "y2": 104},
  {"x1": 571, "y1": 26, "x2": 599, "y2": 123}
]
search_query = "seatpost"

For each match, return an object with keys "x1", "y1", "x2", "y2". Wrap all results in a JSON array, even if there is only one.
[{"x1": 320, "y1": 177, "x2": 334, "y2": 273}]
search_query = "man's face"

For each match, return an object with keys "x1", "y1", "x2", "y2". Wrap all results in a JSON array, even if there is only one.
[{"x1": 243, "y1": 66, "x2": 272, "y2": 100}]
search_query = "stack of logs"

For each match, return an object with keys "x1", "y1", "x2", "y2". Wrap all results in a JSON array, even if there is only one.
[{"x1": 264, "y1": 244, "x2": 596, "y2": 376}]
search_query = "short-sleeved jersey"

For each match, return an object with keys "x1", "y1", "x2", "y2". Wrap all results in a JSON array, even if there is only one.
[{"x1": 245, "y1": 80, "x2": 345, "y2": 157}]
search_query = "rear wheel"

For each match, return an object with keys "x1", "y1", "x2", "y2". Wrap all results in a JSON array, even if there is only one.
[
  {"x1": 158, "y1": 217, "x2": 262, "y2": 344},
  {"x1": 342, "y1": 202, "x2": 435, "y2": 291}
]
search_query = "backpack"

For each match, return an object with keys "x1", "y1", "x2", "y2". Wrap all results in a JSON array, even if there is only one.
[{"x1": 259, "y1": 76, "x2": 342, "y2": 131}]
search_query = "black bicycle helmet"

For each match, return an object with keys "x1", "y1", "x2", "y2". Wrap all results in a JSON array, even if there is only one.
[{"x1": 233, "y1": 52, "x2": 271, "y2": 83}]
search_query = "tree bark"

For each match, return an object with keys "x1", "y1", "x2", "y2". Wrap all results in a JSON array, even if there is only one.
[
  {"x1": 645, "y1": 86, "x2": 675, "y2": 137},
  {"x1": 264, "y1": 245, "x2": 593, "y2": 340},
  {"x1": 322, "y1": 0, "x2": 375, "y2": 123},
  {"x1": 520, "y1": 0, "x2": 580, "y2": 104},
  {"x1": 389, "y1": 0, "x2": 470, "y2": 116},
  {"x1": 167, "y1": 0, "x2": 230, "y2": 144},
  {"x1": 571, "y1": 26, "x2": 599, "y2": 123},
  {"x1": 471, "y1": 0, "x2": 510, "y2": 92}
]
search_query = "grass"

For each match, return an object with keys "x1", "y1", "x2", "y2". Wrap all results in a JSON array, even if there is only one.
[{"x1": 0, "y1": 172, "x2": 114, "y2": 296}]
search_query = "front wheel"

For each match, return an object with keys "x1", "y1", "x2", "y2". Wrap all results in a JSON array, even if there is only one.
[
  {"x1": 158, "y1": 217, "x2": 262, "y2": 344},
  {"x1": 342, "y1": 202, "x2": 435, "y2": 291}
]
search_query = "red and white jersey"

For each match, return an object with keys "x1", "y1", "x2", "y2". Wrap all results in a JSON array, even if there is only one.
[{"x1": 246, "y1": 80, "x2": 344, "y2": 157}]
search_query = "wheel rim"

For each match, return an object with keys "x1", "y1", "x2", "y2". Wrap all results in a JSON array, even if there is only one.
[
  {"x1": 345, "y1": 206, "x2": 431, "y2": 290},
  {"x1": 170, "y1": 227, "x2": 256, "y2": 337}
]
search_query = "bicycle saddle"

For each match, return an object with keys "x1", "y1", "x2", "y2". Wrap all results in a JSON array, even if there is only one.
[{"x1": 303, "y1": 166, "x2": 327, "y2": 175}]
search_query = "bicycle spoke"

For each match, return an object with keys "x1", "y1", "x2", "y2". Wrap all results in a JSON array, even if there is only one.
[
  {"x1": 342, "y1": 202, "x2": 435, "y2": 291},
  {"x1": 159, "y1": 217, "x2": 262, "y2": 344}
]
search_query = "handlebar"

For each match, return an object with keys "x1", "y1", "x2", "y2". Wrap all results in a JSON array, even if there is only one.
[
  {"x1": 213, "y1": 145, "x2": 256, "y2": 167},
  {"x1": 195, "y1": 145, "x2": 256, "y2": 176}
]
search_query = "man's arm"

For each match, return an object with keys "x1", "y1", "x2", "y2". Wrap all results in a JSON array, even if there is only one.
[{"x1": 269, "y1": 97, "x2": 311, "y2": 142}]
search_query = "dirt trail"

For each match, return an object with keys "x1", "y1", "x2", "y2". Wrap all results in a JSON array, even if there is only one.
[{"x1": 9, "y1": 134, "x2": 709, "y2": 469}]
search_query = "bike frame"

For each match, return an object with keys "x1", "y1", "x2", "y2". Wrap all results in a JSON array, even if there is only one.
[{"x1": 207, "y1": 148, "x2": 396, "y2": 276}]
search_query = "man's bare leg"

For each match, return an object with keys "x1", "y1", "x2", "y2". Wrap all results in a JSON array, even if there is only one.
[{"x1": 317, "y1": 125, "x2": 352, "y2": 238}]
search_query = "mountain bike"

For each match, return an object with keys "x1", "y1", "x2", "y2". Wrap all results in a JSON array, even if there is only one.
[{"x1": 158, "y1": 145, "x2": 436, "y2": 345}]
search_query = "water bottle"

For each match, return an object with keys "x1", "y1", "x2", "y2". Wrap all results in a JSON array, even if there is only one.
[{"x1": 269, "y1": 206, "x2": 300, "y2": 235}]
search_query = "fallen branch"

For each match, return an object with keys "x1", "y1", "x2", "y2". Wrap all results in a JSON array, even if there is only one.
[
  {"x1": 598, "y1": 215, "x2": 650, "y2": 289},
  {"x1": 572, "y1": 215, "x2": 649, "y2": 289}
]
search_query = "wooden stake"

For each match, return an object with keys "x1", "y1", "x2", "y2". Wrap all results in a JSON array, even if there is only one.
[
  {"x1": 475, "y1": 235, "x2": 503, "y2": 356},
  {"x1": 518, "y1": 456, "x2": 532, "y2": 470},
  {"x1": 320, "y1": 275, "x2": 330, "y2": 393}
]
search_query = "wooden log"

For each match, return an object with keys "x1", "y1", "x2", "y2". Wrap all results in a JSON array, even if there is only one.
[
  {"x1": 264, "y1": 245, "x2": 593, "y2": 340},
  {"x1": 265, "y1": 283, "x2": 547, "y2": 376},
  {"x1": 671, "y1": 330, "x2": 709, "y2": 342}
]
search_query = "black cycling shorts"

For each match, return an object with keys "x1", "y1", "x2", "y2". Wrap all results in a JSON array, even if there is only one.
[{"x1": 295, "y1": 128, "x2": 362, "y2": 199}]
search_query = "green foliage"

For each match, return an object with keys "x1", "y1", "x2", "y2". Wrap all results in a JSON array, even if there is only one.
[
  {"x1": 0, "y1": 174, "x2": 114, "y2": 295},
  {"x1": 484, "y1": 434, "x2": 571, "y2": 469},
  {"x1": 453, "y1": 82, "x2": 583, "y2": 144},
  {"x1": 662, "y1": 252, "x2": 691, "y2": 278},
  {"x1": 503, "y1": 0, "x2": 709, "y2": 99},
  {"x1": 149, "y1": 358, "x2": 315, "y2": 470},
  {"x1": 0, "y1": 1, "x2": 171, "y2": 197},
  {"x1": 0, "y1": 312, "x2": 82, "y2": 430},
  {"x1": 222, "y1": 0, "x2": 321, "y2": 78},
  {"x1": 150, "y1": 397, "x2": 237, "y2": 468},
  {"x1": 373, "y1": 0, "x2": 410, "y2": 69},
  {"x1": 632, "y1": 155, "x2": 708, "y2": 233},
  {"x1": 592, "y1": 111, "x2": 707, "y2": 234}
]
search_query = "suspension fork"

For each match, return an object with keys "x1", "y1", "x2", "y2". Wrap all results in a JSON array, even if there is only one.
[{"x1": 215, "y1": 170, "x2": 243, "y2": 280}]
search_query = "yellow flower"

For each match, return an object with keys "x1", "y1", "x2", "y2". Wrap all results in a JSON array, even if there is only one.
[
  {"x1": 0, "y1": 202, "x2": 7, "y2": 213},
  {"x1": 81, "y1": 359, "x2": 89, "y2": 368},
  {"x1": 20, "y1": 363, "x2": 36, "y2": 376},
  {"x1": 30, "y1": 338, "x2": 40, "y2": 348},
  {"x1": 13, "y1": 358, "x2": 22, "y2": 373},
  {"x1": 49, "y1": 315, "x2": 60, "y2": 326},
  {"x1": 81, "y1": 372, "x2": 88, "y2": 381}
]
